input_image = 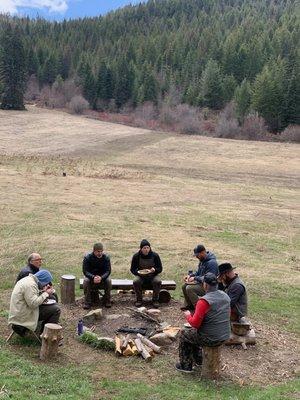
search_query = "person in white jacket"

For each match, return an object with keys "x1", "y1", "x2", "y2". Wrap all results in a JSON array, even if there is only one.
[{"x1": 8, "y1": 269, "x2": 61, "y2": 336}]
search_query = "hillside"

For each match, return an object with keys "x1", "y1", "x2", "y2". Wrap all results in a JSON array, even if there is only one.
[{"x1": 0, "y1": 0, "x2": 299, "y2": 133}]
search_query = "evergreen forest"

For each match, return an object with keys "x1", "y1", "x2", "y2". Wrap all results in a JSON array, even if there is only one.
[{"x1": 0, "y1": 0, "x2": 299, "y2": 134}]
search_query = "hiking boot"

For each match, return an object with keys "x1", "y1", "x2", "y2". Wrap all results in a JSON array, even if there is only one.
[
  {"x1": 83, "y1": 303, "x2": 91, "y2": 310},
  {"x1": 175, "y1": 362, "x2": 193, "y2": 373}
]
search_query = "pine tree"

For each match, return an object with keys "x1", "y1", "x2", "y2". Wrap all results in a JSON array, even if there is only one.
[
  {"x1": 0, "y1": 23, "x2": 26, "y2": 110},
  {"x1": 252, "y1": 59, "x2": 286, "y2": 131},
  {"x1": 201, "y1": 59, "x2": 224, "y2": 109},
  {"x1": 82, "y1": 63, "x2": 96, "y2": 109},
  {"x1": 234, "y1": 79, "x2": 251, "y2": 124},
  {"x1": 114, "y1": 57, "x2": 134, "y2": 108}
]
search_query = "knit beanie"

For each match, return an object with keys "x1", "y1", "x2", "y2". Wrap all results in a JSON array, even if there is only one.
[
  {"x1": 140, "y1": 239, "x2": 151, "y2": 249},
  {"x1": 35, "y1": 269, "x2": 53, "y2": 286}
]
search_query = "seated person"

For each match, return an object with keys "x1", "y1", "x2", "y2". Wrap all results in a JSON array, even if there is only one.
[
  {"x1": 82, "y1": 242, "x2": 112, "y2": 309},
  {"x1": 217, "y1": 263, "x2": 248, "y2": 321},
  {"x1": 8, "y1": 269, "x2": 61, "y2": 336},
  {"x1": 130, "y1": 239, "x2": 162, "y2": 308},
  {"x1": 16, "y1": 253, "x2": 42, "y2": 282},
  {"x1": 16, "y1": 253, "x2": 58, "y2": 302},
  {"x1": 181, "y1": 244, "x2": 218, "y2": 311},
  {"x1": 176, "y1": 273, "x2": 231, "y2": 373}
]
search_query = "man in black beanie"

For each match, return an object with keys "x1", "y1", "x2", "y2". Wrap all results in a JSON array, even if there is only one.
[{"x1": 130, "y1": 239, "x2": 163, "y2": 308}]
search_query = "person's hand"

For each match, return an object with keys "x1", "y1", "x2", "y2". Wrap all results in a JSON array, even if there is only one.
[
  {"x1": 45, "y1": 286, "x2": 54, "y2": 295},
  {"x1": 94, "y1": 276, "x2": 101, "y2": 284},
  {"x1": 150, "y1": 267, "x2": 156, "y2": 273},
  {"x1": 187, "y1": 276, "x2": 195, "y2": 283},
  {"x1": 183, "y1": 310, "x2": 191, "y2": 318}
]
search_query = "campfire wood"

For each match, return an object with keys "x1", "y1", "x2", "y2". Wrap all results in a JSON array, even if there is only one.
[{"x1": 137, "y1": 333, "x2": 162, "y2": 354}]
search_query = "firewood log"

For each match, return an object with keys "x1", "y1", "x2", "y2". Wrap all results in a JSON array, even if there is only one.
[
  {"x1": 135, "y1": 339, "x2": 152, "y2": 361},
  {"x1": 115, "y1": 336, "x2": 122, "y2": 356},
  {"x1": 137, "y1": 333, "x2": 162, "y2": 354}
]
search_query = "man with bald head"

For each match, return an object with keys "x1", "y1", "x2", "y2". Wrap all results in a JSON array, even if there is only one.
[
  {"x1": 16, "y1": 253, "x2": 43, "y2": 282},
  {"x1": 16, "y1": 253, "x2": 58, "y2": 302}
]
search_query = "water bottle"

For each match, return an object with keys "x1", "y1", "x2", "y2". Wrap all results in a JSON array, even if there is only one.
[{"x1": 77, "y1": 319, "x2": 83, "y2": 336}]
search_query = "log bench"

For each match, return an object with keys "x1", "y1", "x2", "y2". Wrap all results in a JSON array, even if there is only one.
[{"x1": 79, "y1": 278, "x2": 176, "y2": 303}]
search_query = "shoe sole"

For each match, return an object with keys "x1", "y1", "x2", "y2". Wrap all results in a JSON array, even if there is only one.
[{"x1": 175, "y1": 367, "x2": 194, "y2": 373}]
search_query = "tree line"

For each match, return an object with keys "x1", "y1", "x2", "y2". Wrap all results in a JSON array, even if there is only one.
[{"x1": 0, "y1": 0, "x2": 299, "y2": 132}]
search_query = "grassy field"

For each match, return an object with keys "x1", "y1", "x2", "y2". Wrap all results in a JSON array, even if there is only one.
[{"x1": 0, "y1": 106, "x2": 299, "y2": 399}]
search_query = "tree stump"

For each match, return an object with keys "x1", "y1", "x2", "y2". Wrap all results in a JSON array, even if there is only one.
[
  {"x1": 40, "y1": 323, "x2": 63, "y2": 361},
  {"x1": 158, "y1": 289, "x2": 171, "y2": 303},
  {"x1": 201, "y1": 345, "x2": 222, "y2": 380},
  {"x1": 60, "y1": 274, "x2": 75, "y2": 304}
]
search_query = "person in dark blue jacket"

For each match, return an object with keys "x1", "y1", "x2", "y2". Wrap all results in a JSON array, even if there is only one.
[
  {"x1": 82, "y1": 243, "x2": 112, "y2": 309},
  {"x1": 181, "y1": 244, "x2": 218, "y2": 310}
]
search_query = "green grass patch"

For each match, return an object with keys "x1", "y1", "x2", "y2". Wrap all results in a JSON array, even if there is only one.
[
  {"x1": 97, "y1": 378, "x2": 300, "y2": 400},
  {"x1": 0, "y1": 344, "x2": 93, "y2": 400}
]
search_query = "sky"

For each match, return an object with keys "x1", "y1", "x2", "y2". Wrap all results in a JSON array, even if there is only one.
[{"x1": 0, "y1": 0, "x2": 144, "y2": 21}]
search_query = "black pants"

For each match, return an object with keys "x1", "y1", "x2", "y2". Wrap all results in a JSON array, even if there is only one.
[
  {"x1": 179, "y1": 327, "x2": 223, "y2": 369},
  {"x1": 38, "y1": 303, "x2": 61, "y2": 333},
  {"x1": 133, "y1": 275, "x2": 161, "y2": 302},
  {"x1": 83, "y1": 277, "x2": 112, "y2": 305}
]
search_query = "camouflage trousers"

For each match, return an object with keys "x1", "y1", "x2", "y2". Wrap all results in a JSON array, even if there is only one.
[{"x1": 179, "y1": 327, "x2": 223, "y2": 369}]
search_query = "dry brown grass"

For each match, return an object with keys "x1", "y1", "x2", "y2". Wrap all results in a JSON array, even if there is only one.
[{"x1": 0, "y1": 106, "x2": 299, "y2": 389}]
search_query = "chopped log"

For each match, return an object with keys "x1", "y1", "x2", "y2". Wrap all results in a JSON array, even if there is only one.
[
  {"x1": 130, "y1": 342, "x2": 139, "y2": 356},
  {"x1": 231, "y1": 321, "x2": 251, "y2": 336},
  {"x1": 40, "y1": 323, "x2": 63, "y2": 361},
  {"x1": 143, "y1": 343, "x2": 155, "y2": 357},
  {"x1": 158, "y1": 289, "x2": 171, "y2": 303},
  {"x1": 138, "y1": 341, "x2": 152, "y2": 362},
  {"x1": 115, "y1": 336, "x2": 123, "y2": 356},
  {"x1": 225, "y1": 328, "x2": 256, "y2": 347},
  {"x1": 163, "y1": 326, "x2": 181, "y2": 340},
  {"x1": 123, "y1": 344, "x2": 135, "y2": 356},
  {"x1": 126, "y1": 307, "x2": 160, "y2": 324},
  {"x1": 137, "y1": 333, "x2": 162, "y2": 354},
  {"x1": 134, "y1": 338, "x2": 143, "y2": 354},
  {"x1": 60, "y1": 274, "x2": 75, "y2": 304},
  {"x1": 149, "y1": 332, "x2": 173, "y2": 346},
  {"x1": 201, "y1": 345, "x2": 222, "y2": 380},
  {"x1": 121, "y1": 334, "x2": 131, "y2": 350}
]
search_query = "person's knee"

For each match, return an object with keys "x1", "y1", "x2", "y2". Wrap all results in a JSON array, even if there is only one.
[{"x1": 186, "y1": 285, "x2": 196, "y2": 295}]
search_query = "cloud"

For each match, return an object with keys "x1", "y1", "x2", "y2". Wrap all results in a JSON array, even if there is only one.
[{"x1": 0, "y1": 0, "x2": 68, "y2": 14}]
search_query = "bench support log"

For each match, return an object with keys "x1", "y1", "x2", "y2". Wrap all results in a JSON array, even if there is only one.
[
  {"x1": 201, "y1": 346, "x2": 222, "y2": 380},
  {"x1": 40, "y1": 323, "x2": 63, "y2": 361}
]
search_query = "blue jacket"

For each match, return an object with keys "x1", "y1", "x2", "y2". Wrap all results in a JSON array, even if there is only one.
[{"x1": 194, "y1": 251, "x2": 218, "y2": 283}]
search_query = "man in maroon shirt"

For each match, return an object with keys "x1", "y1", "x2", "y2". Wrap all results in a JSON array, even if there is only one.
[{"x1": 176, "y1": 273, "x2": 231, "y2": 373}]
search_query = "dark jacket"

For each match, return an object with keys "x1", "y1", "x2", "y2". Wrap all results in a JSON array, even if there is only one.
[
  {"x1": 194, "y1": 251, "x2": 218, "y2": 283},
  {"x1": 225, "y1": 274, "x2": 247, "y2": 319},
  {"x1": 130, "y1": 250, "x2": 162, "y2": 276},
  {"x1": 83, "y1": 252, "x2": 111, "y2": 281},
  {"x1": 16, "y1": 264, "x2": 39, "y2": 283}
]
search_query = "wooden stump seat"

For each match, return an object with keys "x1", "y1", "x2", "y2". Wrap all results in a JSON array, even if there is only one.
[{"x1": 201, "y1": 345, "x2": 222, "y2": 380}]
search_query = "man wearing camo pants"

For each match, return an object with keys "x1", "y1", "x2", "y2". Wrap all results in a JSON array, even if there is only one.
[{"x1": 176, "y1": 272, "x2": 231, "y2": 373}]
